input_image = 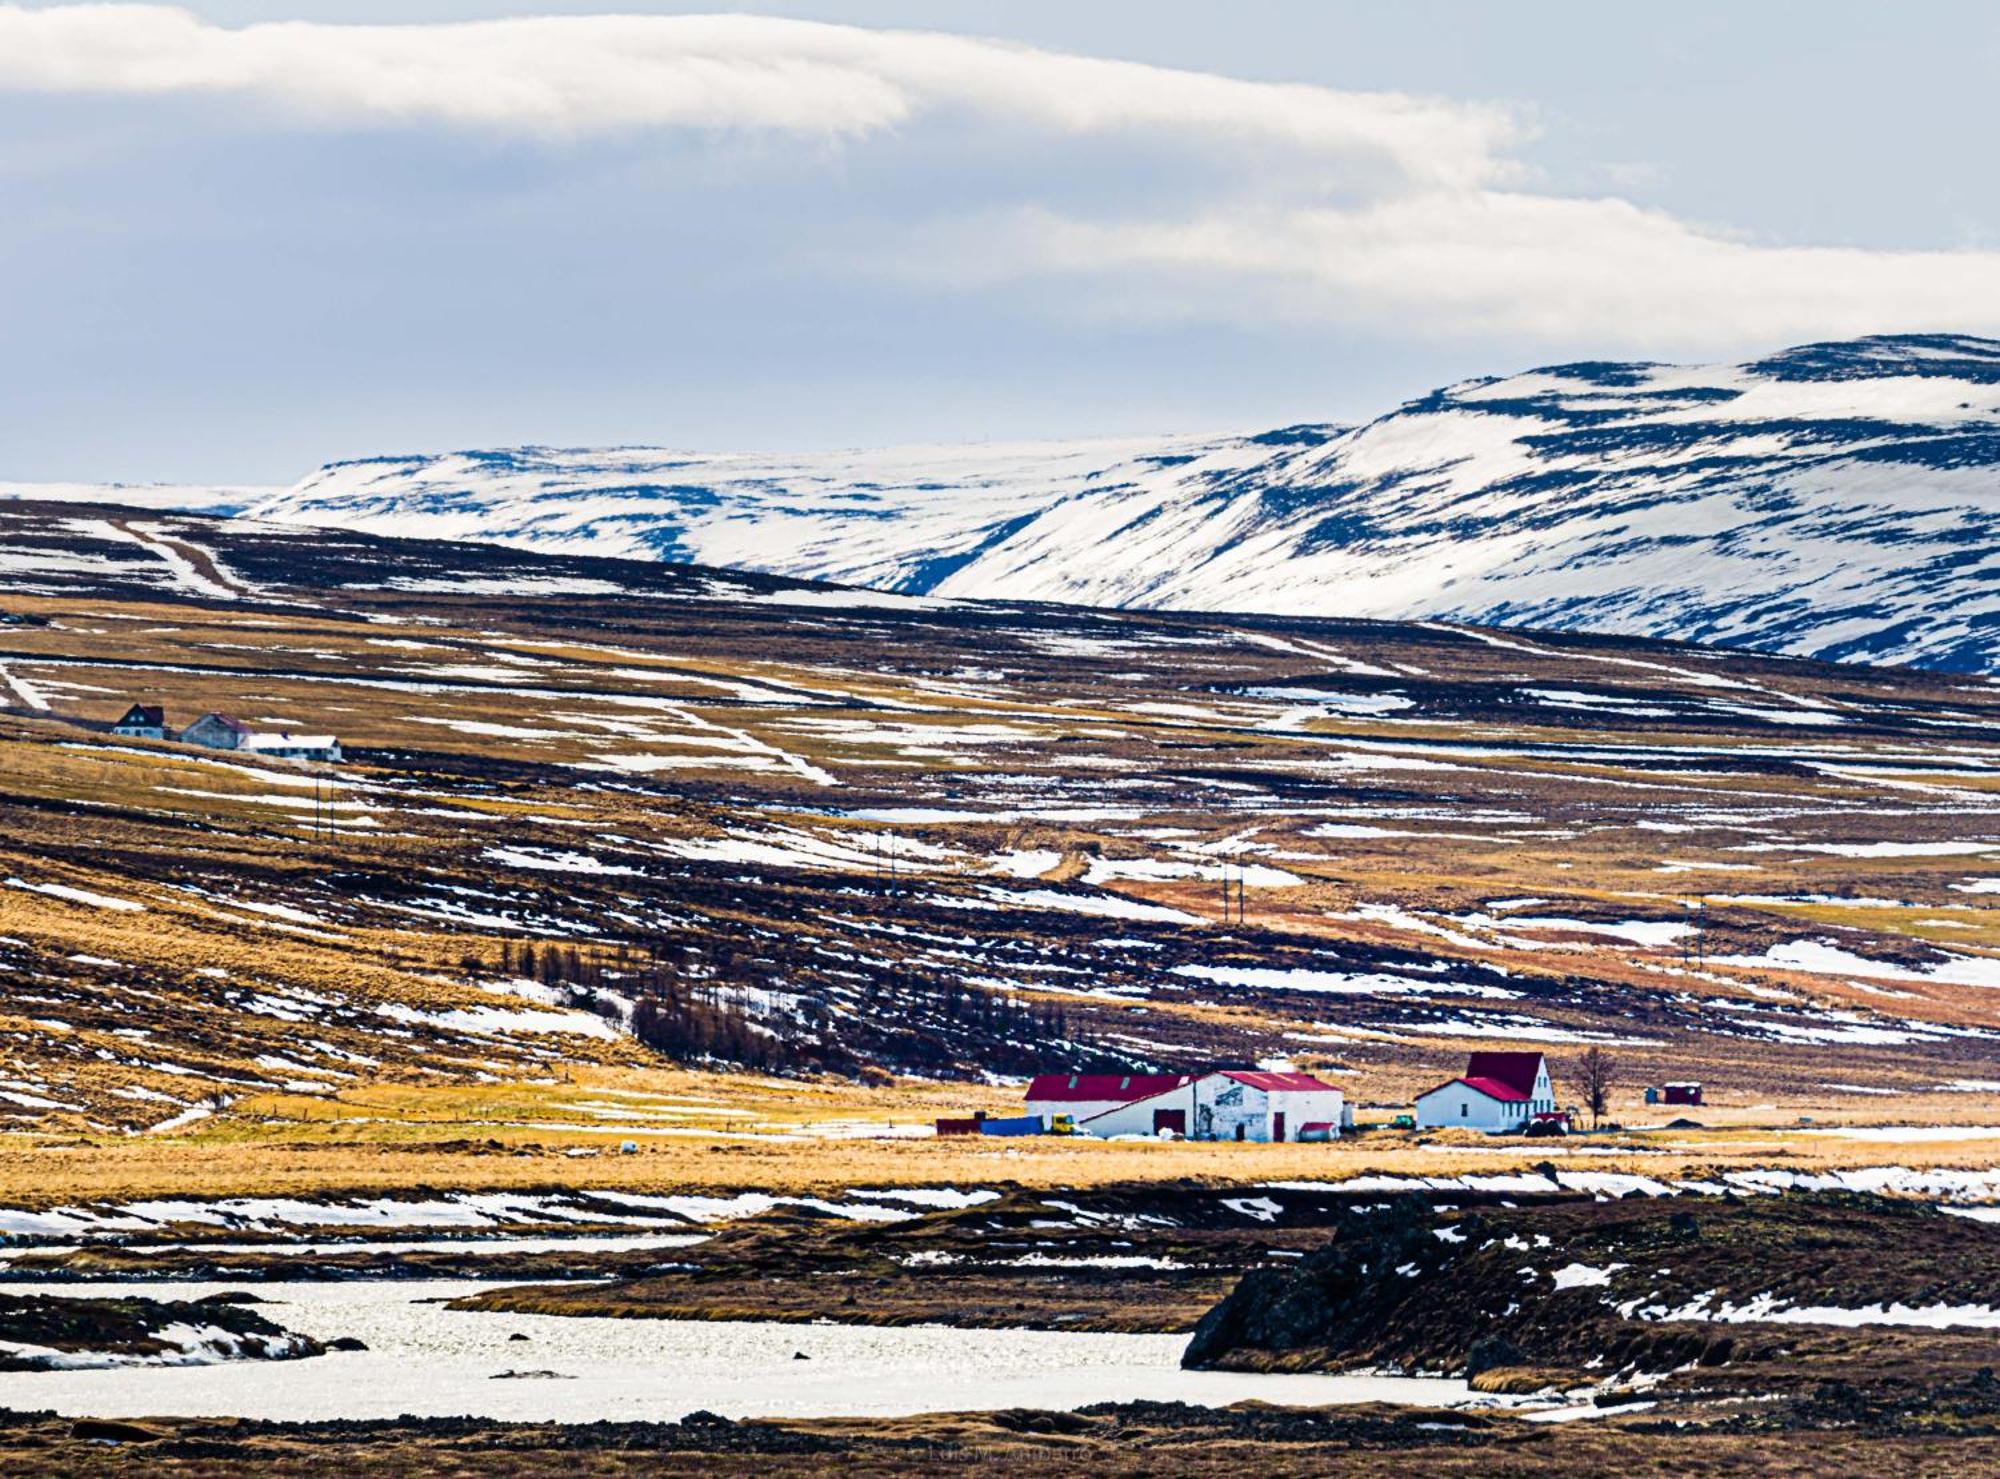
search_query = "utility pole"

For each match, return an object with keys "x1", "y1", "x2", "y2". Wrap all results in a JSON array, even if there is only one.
[
  {"x1": 1681, "y1": 899, "x2": 1708, "y2": 970},
  {"x1": 315, "y1": 774, "x2": 335, "y2": 848}
]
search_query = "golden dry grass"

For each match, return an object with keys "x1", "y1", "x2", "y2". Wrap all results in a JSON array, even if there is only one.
[
  {"x1": 7, "y1": 509, "x2": 2000, "y2": 1191},
  {"x1": 0, "y1": 1062, "x2": 1994, "y2": 1207}
]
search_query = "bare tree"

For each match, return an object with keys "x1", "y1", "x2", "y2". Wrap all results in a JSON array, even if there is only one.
[{"x1": 1574, "y1": 1047, "x2": 1615, "y2": 1129}]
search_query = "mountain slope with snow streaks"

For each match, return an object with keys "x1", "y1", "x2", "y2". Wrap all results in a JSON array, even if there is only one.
[{"x1": 250, "y1": 335, "x2": 2000, "y2": 670}]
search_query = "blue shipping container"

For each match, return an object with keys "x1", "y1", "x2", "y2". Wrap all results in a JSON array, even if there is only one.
[{"x1": 978, "y1": 1114, "x2": 1045, "y2": 1137}]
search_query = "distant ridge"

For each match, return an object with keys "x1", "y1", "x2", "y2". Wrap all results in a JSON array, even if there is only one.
[{"x1": 249, "y1": 334, "x2": 2000, "y2": 671}]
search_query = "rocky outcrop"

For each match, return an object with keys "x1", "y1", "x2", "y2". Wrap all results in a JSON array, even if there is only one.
[
  {"x1": 0, "y1": 1292, "x2": 325, "y2": 1370},
  {"x1": 1182, "y1": 1191, "x2": 1997, "y2": 1381},
  {"x1": 1183, "y1": 1196, "x2": 1450, "y2": 1370}
]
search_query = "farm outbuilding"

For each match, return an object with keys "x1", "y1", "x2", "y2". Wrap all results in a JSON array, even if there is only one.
[
  {"x1": 181, "y1": 712, "x2": 253, "y2": 750},
  {"x1": 243, "y1": 732, "x2": 343, "y2": 763},
  {"x1": 1415, "y1": 1051, "x2": 1558, "y2": 1133},
  {"x1": 180, "y1": 712, "x2": 341, "y2": 763},
  {"x1": 1646, "y1": 1082, "x2": 1704, "y2": 1107},
  {"x1": 1076, "y1": 1069, "x2": 1347, "y2": 1143},
  {"x1": 1025, "y1": 1073, "x2": 1196, "y2": 1126}
]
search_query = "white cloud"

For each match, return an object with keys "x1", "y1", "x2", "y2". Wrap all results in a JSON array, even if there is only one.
[
  {"x1": 5, "y1": 6, "x2": 1999, "y2": 348},
  {"x1": 896, "y1": 191, "x2": 2000, "y2": 348},
  {"x1": 0, "y1": 6, "x2": 1519, "y2": 186}
]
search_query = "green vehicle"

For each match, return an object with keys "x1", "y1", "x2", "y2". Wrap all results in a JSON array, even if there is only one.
[{"x1": 1389, "y1": 1113, "x2": 1416, "y2": 1130}]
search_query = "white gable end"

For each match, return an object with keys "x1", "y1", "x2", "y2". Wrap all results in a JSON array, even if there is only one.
[{"x1": 1415, "y1": 1080, "x2": 1528, "y2": 1133}]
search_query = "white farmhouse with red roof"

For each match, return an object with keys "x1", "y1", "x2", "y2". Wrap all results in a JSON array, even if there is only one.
[
  {"x1": 1415, "y1": 1051, "x2": 1559, "y2": 1133},
  {"x1": 1025, "y1": 1068, "x2": 1347, "y2": 1143}
]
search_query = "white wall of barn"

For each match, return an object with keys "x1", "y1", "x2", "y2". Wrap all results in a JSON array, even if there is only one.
[
  {"x1": 1195, "y1": 1077, "x2": 1268, "y2": 1141},
  {"x1": 1265, "y1": 1086, "x2": 1348, "y2": 1137},
  {"x1": 1076, "y1": 1078, "x2": 1211, "y2": 1138},
  {"x1": 1025, "y1": 1096, "x2": 1136, "y2": 1124}
]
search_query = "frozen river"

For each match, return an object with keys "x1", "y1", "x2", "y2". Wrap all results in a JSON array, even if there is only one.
[
  {"x1": 0, "y1": 1231, "x2": 709, "y2": 1262},
  {"x1": 0, "y1": 1279, "x2": 1484, "y2": 1423}
]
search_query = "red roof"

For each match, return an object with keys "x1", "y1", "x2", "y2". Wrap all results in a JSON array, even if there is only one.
[
  {"x1": 1025, "y1": 1073, "x2": 1194, "y2": 1104},
  {"x1": 1463, "y1": 1051, "x2": 1545, "y2": 1098},
  {"x1": 118, "y1": 704, "x2": 164, "y2": 726},
  {"x1": 1220, "y1": 1070, "x2": 1341, "y2": 1094},
  {"x1": 1457, "y1": 1075, "x2": 1530, "y2": 1103}
]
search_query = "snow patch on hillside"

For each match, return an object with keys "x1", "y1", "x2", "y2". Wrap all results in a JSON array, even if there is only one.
[{"x1": 247, "y1": 335, "x2": 2000, "y2": 672}]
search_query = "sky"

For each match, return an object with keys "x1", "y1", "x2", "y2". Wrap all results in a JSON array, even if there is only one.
[{"x1": 4, "y1": 1, "x2": 2000, "y2": 483}]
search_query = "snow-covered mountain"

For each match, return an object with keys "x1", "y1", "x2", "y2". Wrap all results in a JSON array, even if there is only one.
[{"x1": 250, "y1": 334, "x2": 2000, "y2": 671}]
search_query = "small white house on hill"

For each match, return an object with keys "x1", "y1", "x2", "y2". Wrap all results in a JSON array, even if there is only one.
[
  {"x1": 1079, "y1": 1069, "x2": 1348, "y2": 1143},
  {"x1": 1415, "y1": 1051, "x2": 1558, "y2": 1133},
  {"x1": 110, "y1": 703, "x2": 167, "y2": 740}
]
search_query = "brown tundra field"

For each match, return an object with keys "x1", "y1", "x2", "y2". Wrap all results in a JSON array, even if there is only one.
[{"x1": 3, "y1": 500, "x2": 2000, "y2": 1472}]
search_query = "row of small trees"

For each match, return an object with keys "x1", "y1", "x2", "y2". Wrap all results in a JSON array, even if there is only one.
[
  {"x1": 496, "y1": 938, "x2": 608, "y2": 991},
  {"x1": 466, "y1": 934, "x2": 1626, "y2": 1107},
  {"x1": 630, "y1": 985, "x2": 802, "y2": 1072}
]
